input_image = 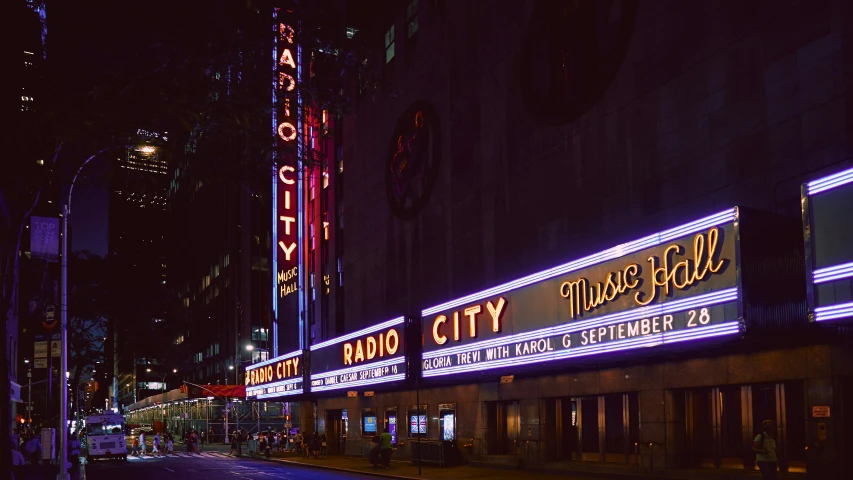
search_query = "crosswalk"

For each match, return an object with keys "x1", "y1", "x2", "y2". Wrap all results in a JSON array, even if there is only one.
[{"x1": 127, "y1": 451, "x2": 235, "y2": 461}]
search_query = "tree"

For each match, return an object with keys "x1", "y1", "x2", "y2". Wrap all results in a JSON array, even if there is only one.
[{"x1": 66, "y1": 252, "x2": 107, "y2": 418}]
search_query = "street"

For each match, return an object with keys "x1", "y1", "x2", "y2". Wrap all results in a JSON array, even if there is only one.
[{"x1": 84, "y1": 453, "x2": 375, "y2": 480}]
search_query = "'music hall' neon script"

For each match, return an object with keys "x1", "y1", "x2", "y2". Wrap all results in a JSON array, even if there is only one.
[
  {"x1": 420, "y1": 209, "x2": 740, "y2": 377},
  {"x1": 310, "y1": 317, "x2": 406, "y2": 392}
]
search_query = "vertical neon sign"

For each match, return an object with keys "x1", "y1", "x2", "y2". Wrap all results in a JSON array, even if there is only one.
[{"x1": 274, "y1": 10, "x2": 302, "y2": 354}]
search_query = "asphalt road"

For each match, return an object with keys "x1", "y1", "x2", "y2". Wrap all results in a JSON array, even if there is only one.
[{"x1": 83, "y1": 452, "x2": 375, "y2": 480}]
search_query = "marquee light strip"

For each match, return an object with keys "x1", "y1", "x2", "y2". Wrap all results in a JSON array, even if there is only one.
[
  {"x1": 423, "y1": 288, "x2": 737, "y2": 359},
  {"x1": 423, "y1": 321, "x2": 740, "y2": 378},
  {"x1": 807, "y1": 166, "x2": 853, "y2": 195},
  {"x1": 310, "y1": 317, "x2": 405, "y2": 351},
  {"x1": 422, "y1": 209, "x2": 737, "y2": 316},
  {"x1": 813, "y1": 261, "x2": 853, "y2": 284},
  {"x1": 311, "y1": 373, "x2": 407, "y2": 392},
  {"x1": 814, "y1": 301, "x2": 853, "y2": 322},
  {"x1": 246, "y1": 376, "x2": 302, "y2": 394},
  {"x1": 310, "y1": 357, "x2": 406, "y2": 381},
  {"x1": 258, "y1": 389, "x2": 303, "y2": 399},
  {"x1": 245, "y1": 349, "x2": 303, "y2": 371}
]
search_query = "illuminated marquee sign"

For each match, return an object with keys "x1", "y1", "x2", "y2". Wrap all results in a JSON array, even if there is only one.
[
  {"x1": 309, "y1": 317, "x2": 407, "y2": 393},
  {"x1": 421, "y1": 208, "x2": 805, "y2": 378},
  {"x1": 274, "y1": 8, "x2": 302, "y2": 353},
  {"x1": 245, "y1": 350, "x2": 304, "y2": 399},
  {"x1": 803, "y1": 165, "x2": 853, "y2": 323}
]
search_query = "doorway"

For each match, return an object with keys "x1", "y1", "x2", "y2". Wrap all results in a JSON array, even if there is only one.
[
  {"x1": 486, "y1": 400, "x2": 519, "y2": 455},
  {"x1": 325, "y1": 409, "x2": 346, "y2": 455}
]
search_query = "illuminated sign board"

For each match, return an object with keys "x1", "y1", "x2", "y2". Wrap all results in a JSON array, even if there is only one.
[
  {"x1": 273, "y1": 8, "x2": 302, "y2": 353},
  {"x1": 309, "y1": 317, "x2": 407, "y2": 392},
  {"x1": 245, "y1": 350, "x2": 305, "y2": 399},
  {"x1": 803, "y1": 165, "x2": 853, "y2": 322},
  {"x1": 421, "y1": 208, "x2": 805, "y2": 378}
]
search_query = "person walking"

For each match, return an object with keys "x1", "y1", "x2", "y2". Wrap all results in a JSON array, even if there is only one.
[
  {"x1": 294, "y1": 431, "x2": 303, "y2": 456},
  {"x1": 379, "y1": 427, "x2": 393, "y2": 469},
  {"x1": 165, "y1": 432, "x2": 174, "y2": 455},
  {"x1": 152, "y1": 432, "x2": 160, "y2": 455},
  {"x1": 130, "y1": 436, "x2": 141, "y2": 457},
  {"x1": 68, "y1": 432, "x2": 81, "y2": 469},
  {"x1": 320, "y1": 433, "x2": 327, "y2": 459},
  {"x1": 139, "y1": 431, "x2": 147, "y2": 456},
  {"x1": 229, "y1": 430, "x2": 240, "y2": 456},
  {"x1": 753, "y1": 420, "x2": 778, "y2": 479},
  {"x1": 24, "y1": 433, "x2": 41, "y2": 465}
]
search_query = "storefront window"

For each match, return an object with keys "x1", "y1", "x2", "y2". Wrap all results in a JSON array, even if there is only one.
[
  {"x1": 384, "y1": 407, "x2": 398, "y2": 445},
  {"x1": 439, "y1": 403, "x2": 456, "y2": 441},
  {"x1": 407, "y1": 405, "x2": 427, "y2": 437},
  {"x1": 362, "y1": 407, "x2": 378, "y2": 436}
]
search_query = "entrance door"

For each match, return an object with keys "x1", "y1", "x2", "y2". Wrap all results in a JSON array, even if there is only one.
[
  {"x1": 325, "y1": 410, "x2": 344, "y2": 455},
  {"x1": 486, "y1": 401, "x2": 520, "y2": 455}
]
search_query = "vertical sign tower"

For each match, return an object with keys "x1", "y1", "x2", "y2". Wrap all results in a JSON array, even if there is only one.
[{"x1": 273, "y1": 6, "x2": 303, "y2": 356}]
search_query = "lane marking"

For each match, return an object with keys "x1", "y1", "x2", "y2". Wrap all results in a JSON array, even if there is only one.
[{"x1": 164, "y1": 468, "x2": 175, "y2": 472}]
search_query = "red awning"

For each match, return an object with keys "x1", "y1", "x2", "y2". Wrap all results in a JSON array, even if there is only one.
[{"x1": 181, "y1": 383, "x2": 245, "y2": 399}]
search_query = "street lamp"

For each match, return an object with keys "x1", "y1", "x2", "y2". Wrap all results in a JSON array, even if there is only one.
[{"x1": 60, "y1": 149, "x2": 106, "y2": 480}]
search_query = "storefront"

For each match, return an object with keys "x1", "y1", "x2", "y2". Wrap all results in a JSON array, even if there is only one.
[
  {"x1": 244, "y1": 349, "x2": 306, "y2": 439},
  {"x1": 308, "y1": 316, "x2": 418, "y2": 457}
]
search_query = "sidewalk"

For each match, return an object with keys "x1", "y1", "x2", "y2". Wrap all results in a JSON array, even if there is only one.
[{"x1": 248, "y1": 451, "x2": 670, "y2": 480}]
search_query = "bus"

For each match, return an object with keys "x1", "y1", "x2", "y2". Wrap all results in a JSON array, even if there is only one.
[{"x1": 85, "y1": 413, "x2": 127, "y2": 461}]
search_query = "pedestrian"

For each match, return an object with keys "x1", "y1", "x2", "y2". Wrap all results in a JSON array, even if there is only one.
[
  {"x1": 379, "y1": 427, "x2": 393, "y2": 468},
  {"x1": 24, "y1": 433, "x2": 41, "y2": 465},
  {"x1": 12, "y1": 443, "x2": 25, "y2": 478},
  {"x1": 130, "y1": 436, "x2": 141, "y2": 457},
  {"x1": 320, "y1": 433, "x2": 327, "y2": 459},
  {"x1": 68, "y1": 432, "x2": 81, "y2": 469},
  {"x1": 753, "y1": 420, "x2": 778, "y2": 479},
  {"x1": 152, "y1": 432, "x2": 160, "y2": 455},
  {"x1": 139, "y1": 431, "x2": 146, "y2": 456},
  {"x1": 190, "y1": 429, "x2": 199, "y2": 454},
  {"x1": 310, "y1": 432, "x2": 321, "y2": 459},
  {"x1": 209, "y1": 427, "x2": 215, "y2": 444},
  {"x1": 228, "y1": 431, "x2": 239, "y2": 456},
  {"x1": 166, "y1": 432, "x2": 175, "y2": 455},
  {"x1": 200, "y1": 429, "x2": 206, "y2": 445}
]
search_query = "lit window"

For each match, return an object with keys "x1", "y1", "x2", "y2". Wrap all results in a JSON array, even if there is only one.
[
  {"x1": 346, "y1": 27, "x2": 358, "y2": 39},
  {"x1": 385, "y1": 24, "x2": 395, "y2": 63},
  {"x1": 252, "y1": 328, "x2": 268, "y2": 341},
  {"x1": 407, "y1": 0, "x2": 418, "y2": 38}
]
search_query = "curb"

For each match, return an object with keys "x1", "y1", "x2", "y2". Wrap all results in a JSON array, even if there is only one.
[{"x1": 250, "y1": 455, "x2": 422, "y2": 480}]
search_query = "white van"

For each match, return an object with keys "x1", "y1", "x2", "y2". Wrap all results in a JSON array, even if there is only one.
[{"x1": 85, "y1": 413, "x2": 127, "y2": 461}]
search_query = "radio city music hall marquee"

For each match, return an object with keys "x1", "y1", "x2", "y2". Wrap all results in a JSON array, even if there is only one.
[
  {"x1": 245, "y1": 349, "x2": 305, "y2": 399},
  {"x1": 274, "y1": 11, "x2": 302, "y2": 353},
  {"x1": 421, "y1": 209, "x2": 747, "y2": 378},
  {"x1": 309, "y1": 317, "x2": 407, "y2": 393}
]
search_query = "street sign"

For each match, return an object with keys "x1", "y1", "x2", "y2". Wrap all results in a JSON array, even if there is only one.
[
  {"x1": 34, "y1": 358, "x2": 47, "y2": 369},
  {"x1": 34, "y1": 341, "x2": 48, "y2": 358},
  {"x1": 43, "y1": 304, "x2": 57, "y2": 331},
  {"x1": 51, "y1": 340, "x2": 61, "y2": 358}
]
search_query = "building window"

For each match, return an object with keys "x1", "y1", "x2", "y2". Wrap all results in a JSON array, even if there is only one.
[
  {"x1": 384, "y1": 24, "x2": 395, "y2": 63},
  {"x1": 407, "y1": 0, "x2": 419, "y2": 38},
  {"x1": 252, "y1": 327, "x2": 269, "y2": 342}
]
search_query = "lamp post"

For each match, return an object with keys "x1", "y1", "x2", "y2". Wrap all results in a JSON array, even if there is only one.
[
  {"x1": 25, "y1": 360, "x2": 32, "y2": 425},
  {"x1": 58, "y1": 149, "x2": 108, "y2": 480}
]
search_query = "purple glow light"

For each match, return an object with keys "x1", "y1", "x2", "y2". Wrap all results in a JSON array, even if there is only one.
[
  {"x1": 813, "y1": 261, "x2": 853, "y2": 284},
  {"x1": 310, "y1": 357, "x2": 405, "y2": 381},
  {"x1": 814, "y1": 301, "x2": 853, "y2": 322},
  {"x1": 423, "y1": 288, "x2": 737, "y2": 359},
  {"x1": 311, "y1": 373, "x2": 406, "y2": 392},
  {"x1": 807, "y1": 165, "x2": 853, "y2": 195},
  {"x1": 245, "y1": 349, "x2": 302, "y2": 371},
  {"x1": 422, "y1": 209, "x2": 736, "y2": 317},
  {"x1": 422, "y1": 321, "x2": 740, "y2": 378},
  {"x1": 310, "y1": 316, "x2": 404, "y2": 351}
]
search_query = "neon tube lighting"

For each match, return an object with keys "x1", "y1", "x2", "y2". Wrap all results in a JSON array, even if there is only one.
[
  {"x1": 423, "y1": 288, "x2": 737, "y2": 359},
  {"x1": 422, "y1": 209, "x2": 737, "y2": 316},
  {"x1": 814, "y1": 301, "x2": 853, "y2": 322},
  {"x1": 423, "y1": 321, "x2": 740, "y2": 378},
  {"x1": 245, "y1": 349, "x2": 302, "y2": 371},
  {"x1": 311, "y1": 373, "x2": 407, "y2": 392},
  {"x1": 807, "y1": 166, "x2": 853, "y2": 195},
  {"x1": 310, "y1": 317, "x2": 405, "y2": 351},
  {"x1": 813, "y1": 261, "x2": 853, "y2": 284},
  {"x1": 258, "y1": 389, "x2": 302, "y2": 399},
  {"x1": 310, "y1": 357, "x2": 405, "y2": 380},
  {"x1": 246, "y1": 376, "x2": 302, "y2": 394}
]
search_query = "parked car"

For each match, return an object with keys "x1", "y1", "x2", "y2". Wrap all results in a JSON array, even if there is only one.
[{"x1": 132, "y1": 425, "x2": 153, "y2": 435}]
